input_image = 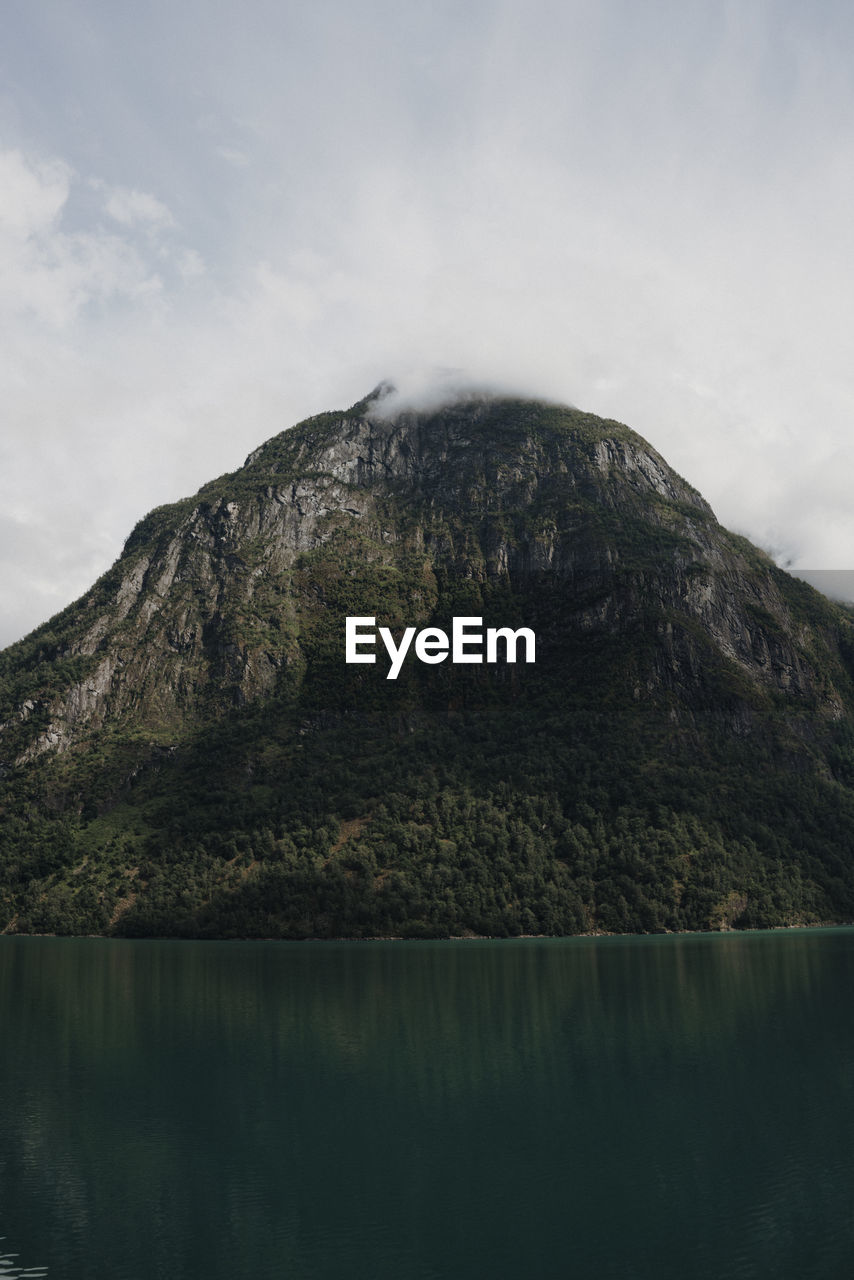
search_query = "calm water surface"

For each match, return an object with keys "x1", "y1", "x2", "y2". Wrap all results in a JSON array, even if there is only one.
[{"x1": 1, "y1": 930, "x2": 853, "y2": 1279}]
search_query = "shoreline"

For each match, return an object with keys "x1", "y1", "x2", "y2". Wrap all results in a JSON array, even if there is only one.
[{"x1": 2, "y1": 920, "x2": 852, "y2": 944}]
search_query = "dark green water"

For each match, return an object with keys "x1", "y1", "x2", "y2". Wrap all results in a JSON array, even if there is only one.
[{"x1": 1, "y1": 931, "x2": 853, "y2": 1279}]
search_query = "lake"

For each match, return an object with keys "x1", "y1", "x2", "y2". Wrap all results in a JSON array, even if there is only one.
[{"x1": 1, "y1": 930, "x2": 853, "y2": 1278}]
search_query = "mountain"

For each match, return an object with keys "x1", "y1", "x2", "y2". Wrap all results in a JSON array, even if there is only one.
[{"x1": 2, "y1": 387, "x2": 854, "y2": 938}]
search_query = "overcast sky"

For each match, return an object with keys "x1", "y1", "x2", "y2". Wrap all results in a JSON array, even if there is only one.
[{"x1": 2, "y1": 0, "x2": 853, "y2": 647}]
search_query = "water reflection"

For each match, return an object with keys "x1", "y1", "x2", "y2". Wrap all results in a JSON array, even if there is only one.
[
  {"x1": 1, "y1": 931, "x2": 853, "y2": 1279},
  {"x1": 0, "y1": 1237, "x2": 47, "y2": 1277}
]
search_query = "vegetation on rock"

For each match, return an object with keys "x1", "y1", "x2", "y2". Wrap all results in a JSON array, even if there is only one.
[{"x1": 2, "y1": 389, "x2": 854, "y2": 937}]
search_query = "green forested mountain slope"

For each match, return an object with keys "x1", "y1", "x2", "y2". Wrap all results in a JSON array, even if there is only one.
[{"x1": 2, "y1": 389, "x2": 854, "y2": 937}]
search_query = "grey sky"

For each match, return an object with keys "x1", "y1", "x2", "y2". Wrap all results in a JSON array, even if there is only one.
[{"x1": 2, "y1": 0, "x2": 854, "y2": 647}]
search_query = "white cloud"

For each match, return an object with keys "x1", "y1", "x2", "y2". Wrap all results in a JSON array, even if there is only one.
[
  {"x1": 177, "y1": 248, "x2": 206, "y2": 279},
  {"x1": 216, "y1": 146, "x2": 250, "y2": 168},
  {"x1": 0, "y1": 149, "x2": 167, "y2": 327},
  {"x1": 0, "y1": 149, "x2": 69, "y2": 236},
  {"x1": 2, "y1": 1, "x2": 854, "y2": 649},
  {"x1": 102, "y1": 185, "x2": 176, "y2": 231}
]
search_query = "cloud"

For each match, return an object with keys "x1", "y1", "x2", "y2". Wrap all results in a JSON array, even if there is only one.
[
  {"x1": 0, "y1": 148, "x2": 69, "y2": 236},
  {"x1": 0, "y1": 149, "x2": 167, "y2": 327},
  {"x1": 2, "y1": 1, "x2": 854, "y2": 649},
  {"x1": 102, "y1": 184, "x2": 176, "y2": 231},
  {"x1": 363, "y1": 368, "x2": 562, "y2": 421},
  {"x1": 0, "y1": 146, "x2": 216, "y2": 646},
  {"x1": 177, "y1": 248, "x2": 206, "y2": 279},
  {"x1": 793, "y1": 571, "x2": 854, "y2": 605},
  {"x1": 215, "y1": 146, "x2": 250, "y2": 168}
]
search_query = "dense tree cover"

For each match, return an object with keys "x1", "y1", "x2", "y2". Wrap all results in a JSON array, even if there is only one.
[{"x1": 2, "y1": 617, "x2": 854, "y2": 939}]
